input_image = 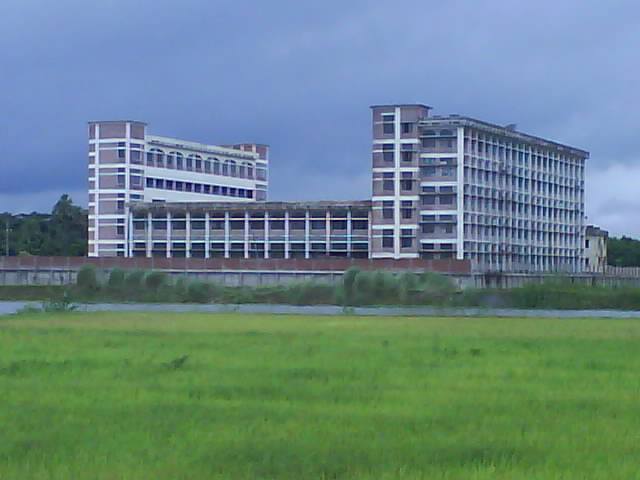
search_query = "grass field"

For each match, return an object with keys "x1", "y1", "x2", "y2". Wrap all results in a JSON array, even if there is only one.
[{"x1": 1, "y1": 312, "x2": 640, "y2": 479}]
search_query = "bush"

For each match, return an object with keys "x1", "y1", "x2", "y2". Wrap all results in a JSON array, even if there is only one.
[
  {"x1": 145, "y1": 271, "x2": 168, "y2": 291},
  {"x1": 186, "y1": 281, "x2": 214, "y2": 303},
  {"x1": 124, "y1": 270, "x2": 146, "y2": 290},
  {"x1": 76, "y1": 265, "x2": 99, "y2": 292},
  {"x1": 343, "y1": 267, "x2": 360, "y2": 305},
  {"x1": 107, "y1": 269, "x2": 126, "y2": 290}
]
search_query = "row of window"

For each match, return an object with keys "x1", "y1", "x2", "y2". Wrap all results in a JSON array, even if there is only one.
[
  {"x1": 143, "y1": 149, "x2": 267, "y2": 181},
  {"x1": 145, "y1": 177, "x2": 253, "y2": 199}
]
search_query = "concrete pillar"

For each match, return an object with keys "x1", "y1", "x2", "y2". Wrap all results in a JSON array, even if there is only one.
[
  {"x1": 264, "y1": 212, "x2": 270, "y2": 259},
  {"x1": 146, "y1": 212, "x2": 152, "y2": 258},
  {"x1": 224, "y1": 211, "x2": 230, "y2": 259},
  {"x1": 127, "y1": 210, "x2": 133, "y2": 258},
  {"x1": 166, "y1": 212, "x2": 172, "y2": 258},
  {"x1": 244, "y1": 211, "x2": 250, "y2": 259},
  {"x1": 325, "y1": 210, "x2": 331, "y2": 255},
  {"x1": 284, "y1": 210, "x2": 290, "y2": 259},
  {"x1": 204, "y1": 212, "x2": 210, "y2": 259},
  {"x1": 185, "y1": 211, "x2": 191, "y2": 259},
  {"x1": 346, "y1": 209, "x2": 352, "y2": 258},
  {"x1": 305, "y1": 209, "x2": 310, "y2": 259}
]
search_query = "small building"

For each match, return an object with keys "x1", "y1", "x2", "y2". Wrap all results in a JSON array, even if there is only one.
[{"x1": 584, "y1": 225, "x2": 608, "y2": 273}]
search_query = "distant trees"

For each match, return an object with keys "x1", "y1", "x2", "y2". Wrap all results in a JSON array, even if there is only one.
[
  {"x1": 0, "y1": 194, "x2": 87, "y2": 256},
  {"x1": 608, "y1": 237, "x2": 640, "y2": 267}
]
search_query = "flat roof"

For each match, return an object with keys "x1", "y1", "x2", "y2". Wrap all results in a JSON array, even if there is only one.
[
  {"x1": 370, "y1": 104, "x2": 432, "y2": 110},
  {"x1": 420, "y1": 115, "x2": 589, "y2": 157},
  {"x1": 88, "y1": 120, "x2": 147, "y2": 125},
  {"x1": 130, "y1": 200, "x2": 372, "y2": 215}
]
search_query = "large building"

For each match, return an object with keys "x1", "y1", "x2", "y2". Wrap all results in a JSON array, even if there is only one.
[
  {"x1": 370, "y1": 104, "x2": 588, "y2": 272},
  {"x1": 93, "y1": 104, "x2": 589, "y2": 273},
  {"x1": 88, "y1": 120, "x2": 268, "y2": 257}
]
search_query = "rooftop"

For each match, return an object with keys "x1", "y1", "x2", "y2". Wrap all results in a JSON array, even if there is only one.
[{"x1": 130, "y1": 200, "x2": 372, "y2": 215}]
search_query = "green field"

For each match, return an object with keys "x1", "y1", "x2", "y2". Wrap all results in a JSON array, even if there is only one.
[{"x1": 1, "y1": 313, "x2": 639, "y2": 479}]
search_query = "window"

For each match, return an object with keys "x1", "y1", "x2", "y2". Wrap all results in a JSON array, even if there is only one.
[
  {"x1": 401, "y1": 229, "x2": 413, "y2": 248},
  {"x1": 222, "y1": 161, "x2": 229, "y2": 176},
  {"x1": 117, "y1": 226, "x2": 125, "y2": 235},
  {"x1": 382, "y1": 229, "x2": 394, "y2": 248},
  {"x1": 422, "y1": 196, "x2": 435, "y2": 205},
  {"x1": 422, "y1": 138, "x2": 436, "y2": 148},
  {"x1": 401, "y1": 179, "x2": 413, "y2": 191},
  {"x1": 422, "y1": 224, "x2": 435, "y2": 233},
  {"x1": 229, "y1": 160, "x2": 237, "y2": 177},
  {"x1": 401, "y1": 208, "x2": 413, "y2": 219},
  {"x1": 382, "y1": 201, "x2": 394, "y2": 220},
  {"x1": 401, "y1": 151, "x2": 413, "y2": 162},
  {"x1": 176, "y1": 153, "x2": 184, "y2": 170},
  {"x1": 421, "y1": 166, "x2": 437, "y2": 176},
  {"x1": 204, "y1": 160, "x2": 212, "y2": 173},
  {"x1": 383, "y1": 123, "x2": 395, "y2": 135},
  {"x1": 440, "y1": 195, "x2": 454, "y2": 205},
  {"x1": 401, "y1": 122, "x2": 412, "y2": 134},
  {"x1": 146, "y1": 178, "x2": 154, "y2": 188},
  {"x1": 383, "y1": 180, "x2": 394, "y2": 191}
]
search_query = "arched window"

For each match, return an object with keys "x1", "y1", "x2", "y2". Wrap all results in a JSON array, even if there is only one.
[
  {"x1": 212, "y1": 158, "x2": 221, "y2": 175},
  {"x1": 186, "y1": 154, "x2": 197, "y2": 171},
  {"x1": 166, "y1": 151, "x2": 178, "y2": 169},
  {"x1": 175, "y1": 152, "x2": 184, "y2": 170},
  {"x1": 221, "y1": 160, "x2": 229, "y2": 176},
  {"x1": 193, "y1": 154, "x2": 203, "y2": 171},
  {"x1": 243, "y1": 162, "x2": 253, "y2": 179},
  {"x1": 204, "y1": 158, "x2": 213, "y2": 173},
  {"x1": 147, "y1": 148, "x2": 164, "y2": 167},
  {"x1": 228, "y1": 160, "x2": 237, "y2": 177}
]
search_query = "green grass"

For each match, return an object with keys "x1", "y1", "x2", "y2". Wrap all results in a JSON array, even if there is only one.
[{"x1": 1, "y1": 312, "x2": 640, "y2": 479}]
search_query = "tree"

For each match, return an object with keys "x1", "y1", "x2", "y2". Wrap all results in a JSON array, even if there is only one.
[
  {"x1": 608, "y1": 236, "x2": 640, "y2": 267},
  {"x1": 1, "y1": 195, "x2": 88, "y2": 256}
]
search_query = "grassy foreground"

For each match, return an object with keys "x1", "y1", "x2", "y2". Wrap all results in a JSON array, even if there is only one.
[{"x1": 1, "y1": 313, "x2": 639, "y2": 479}]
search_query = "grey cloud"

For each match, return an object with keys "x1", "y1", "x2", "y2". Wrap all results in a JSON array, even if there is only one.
[{"x1": 1, "y1": 0, "x2": 639, "y2": 236}]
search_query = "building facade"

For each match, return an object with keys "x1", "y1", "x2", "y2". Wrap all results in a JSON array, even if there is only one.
[
  {"x1": 98, "y1": 104, "x2": 589, "y2": 273},
  {"x1": 584, "y1": 225, "x2": 608, "y2": 273},
  {"x1": 88, "y1": 120, "x2": 268, "y2": 257},
  {"x1": 128, "y1": 201, "x2": 371, "y2": 259},
  {"x1": 370, "y1": 104, "x2": 588, "y2": 272}
]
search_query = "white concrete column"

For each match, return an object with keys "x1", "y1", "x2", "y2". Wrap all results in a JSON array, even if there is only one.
[
  {"x1": 325, "y1": 210, "x2": 331, "y2": 255},
  {"x1": 305, "y1": 210, "x2": 310, "y2": 259},
  {"x1": 204, "y1": 212, "x2": 210, "y2": 259},
  {"x1": 367, "y1": 209, "x2": 373, "y2": 259},
  {"x1": 346, "y1": 209, "x2": 352, "y2": 258},
  {"x1": 244, "y1": 211, "x2": 250, "y2": 259},
  {"x1": 127, "y1": 210, "x2": 133, "y2": 258},
  {"x1": 166, "y1": 212, "x2": 172, "y2": 258},
  {"x1": 264, "y1": 212, "x2": 270, "y2": 259},
  {"x1": 185, "y1": 211, "x2": 191, "y2": 259},
  {"x1": 284, "y1": 210, "x2": 290, "y2": 259},
  {"x1": 146, "y1": 212, "x2": 152, "y2": 258},
  {"x1": 224, "y1": 211, "x2": 230, "y2": 258}
]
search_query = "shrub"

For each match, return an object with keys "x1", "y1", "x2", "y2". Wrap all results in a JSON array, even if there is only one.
[
  {"x1": 186, "y1": 281, "x2": 214, "y2": 303},
  {"x1": 76, "y1": 265, "x2": 99, "y2": 292},
  {"x1": 343, "y1": 267, "x2": 360, "y2": 305},
  {"x1": 145, "y1": 271, "x2": 168, "y2": 291},
  {"x1": 124, "y1": 270, "x2": 146, "y2": 290},
  {"x1": 107, "y1": 269, "x2": 126, "y2": 290}
]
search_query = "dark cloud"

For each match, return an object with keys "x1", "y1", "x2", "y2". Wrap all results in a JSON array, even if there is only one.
[{"x1": 1, "y1": 0, "x2": 638, "y2": 235}]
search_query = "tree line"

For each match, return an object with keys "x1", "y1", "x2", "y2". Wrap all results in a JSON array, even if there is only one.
[{"x1": 0, "y1": 195, "x2": 87, "y2": 256}]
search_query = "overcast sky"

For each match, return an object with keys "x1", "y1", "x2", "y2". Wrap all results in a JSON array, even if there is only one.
[{"x1": 1, "y1": 0, "x2": 638, "y2": 236}]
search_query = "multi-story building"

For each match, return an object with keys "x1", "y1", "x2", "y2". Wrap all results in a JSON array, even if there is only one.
[
  {"x1": 98, "y1": 103, "x2": 588, "y2": 273},
  {"x1": 88, "y1": 120, "x2": 268, "y2": 257},
  {"x1": 128, "y1": 201, "x2": 371, "y2": 259},
  {"x1": 371, "y1": 104, "x2": 588, "y2": 272}
]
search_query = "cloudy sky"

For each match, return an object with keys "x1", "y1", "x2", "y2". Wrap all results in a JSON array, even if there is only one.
[{"x1": 1, "y1": 0, "x2": 638, "y2": 236}]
